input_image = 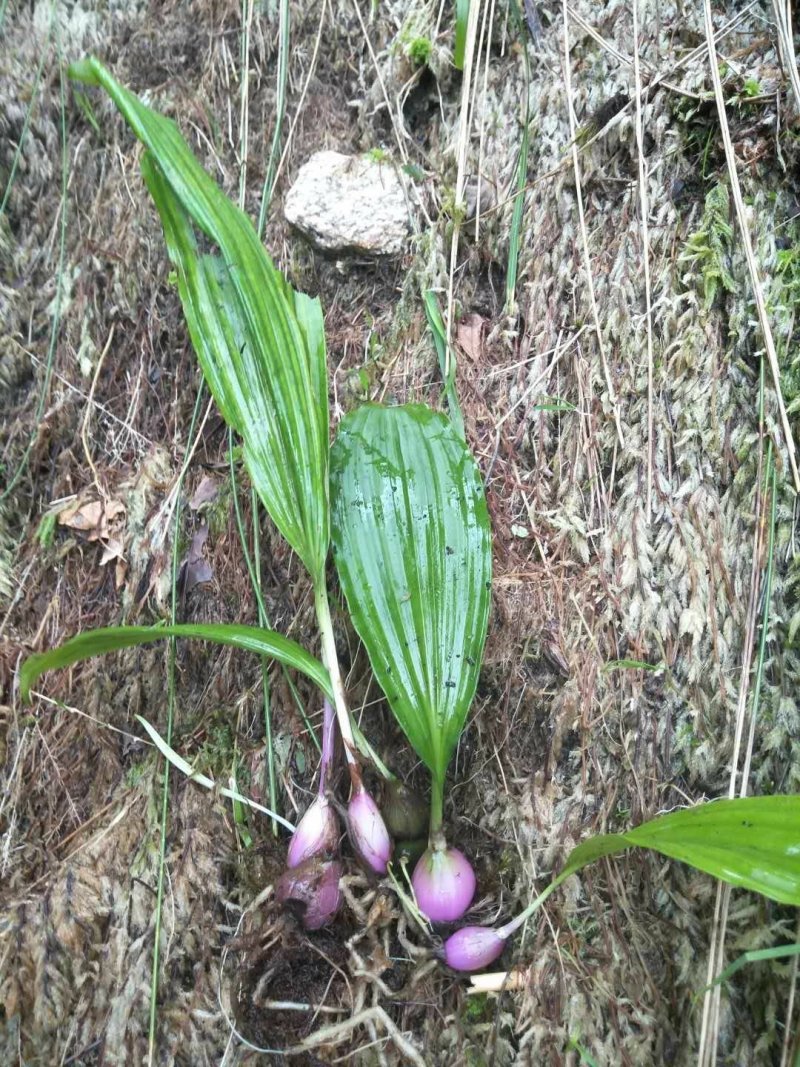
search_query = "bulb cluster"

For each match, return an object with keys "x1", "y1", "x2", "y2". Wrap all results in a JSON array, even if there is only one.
[
  {"x1": 276, "y1": 704, "x2": 502, "y2": 973},
  {"x1": 277, "y1": 699, "x2": 393, "y2": 930}
]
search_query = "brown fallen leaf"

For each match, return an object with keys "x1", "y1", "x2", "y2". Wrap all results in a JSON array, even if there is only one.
[
  {"x1": 58, "y1": 496, "x2": 126, "y2": 542},
  {"x1": 189, "y1": 474, "x2": 220, "y2": 511},
  {"x1": 456, "y1": 314, "x2": 486, "y2": 364},
  {"x1": 180, "y1": 523, "x2": 214, "y2": 593}
]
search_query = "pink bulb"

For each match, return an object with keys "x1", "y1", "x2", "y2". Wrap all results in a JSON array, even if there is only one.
[
  {"x1": 443, "y1": 925, "x2": 505, "y2": 971},
  {"x1": 287, "y1": 796, "x2": 339, "y2": 868},
  {"x1": 347, "y1": 786, "x2": 392, "y2": 874},
  {"x1": 276, "y1": 858, "x2": 343, "y2": 930},
  {"x1": 412, "y1": 846, "x2": 476, "y2": 923}
]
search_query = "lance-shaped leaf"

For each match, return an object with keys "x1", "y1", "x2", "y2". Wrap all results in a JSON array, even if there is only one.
[
  {"x1": 515, "y1": 796, "x2": 800, "y2": 927},
  {"x1": 330, "y1": 404, "x2": 491, "y2": 787},
  {"x1": 69, "y1": 58, "x2": 329, "y2": 583},
  {"x1": 19, "y1": 623, "x2": 333, "y2": 705}
]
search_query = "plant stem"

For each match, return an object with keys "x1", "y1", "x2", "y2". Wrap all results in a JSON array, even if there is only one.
[
  {"x1": 429, "y1": 774, "x2": 445, "y2": 842},
  {"x1": 318, "y1": 698, "x2": 336, "y2": 798},
  {"x1": 314, "y1": 583, "x2": 361, "y2": 788},
  {"x1": 496, "y1": 869, "x2": 567, "y2": 941}
]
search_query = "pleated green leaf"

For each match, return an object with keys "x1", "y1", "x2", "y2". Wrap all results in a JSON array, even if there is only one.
[
  {"x1": 20, "y1": 623, "x2": 333, "y2": 705},
  {"x1": 70, "y1": 58, "x2": 329, "y2": 582},
  {"x1": 558, "y1": 796, "x2": 800, "y2": 907},
  {"x1": 330, "y1": 404, "x2": 491, "y2": 786}
]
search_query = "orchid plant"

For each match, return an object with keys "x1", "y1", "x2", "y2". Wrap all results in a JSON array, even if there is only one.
[{"x1": 19, "y1": 59, "x2": 800, "y2": 976}]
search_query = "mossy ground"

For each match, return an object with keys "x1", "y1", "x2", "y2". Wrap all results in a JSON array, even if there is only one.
[{"x1": 1, "y1": 1, "x2": 799, "y2": 1063}]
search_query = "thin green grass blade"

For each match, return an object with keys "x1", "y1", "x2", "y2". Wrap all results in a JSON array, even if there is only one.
[
  {"x1": 423, "y1": 289, "x2": 465, "y2": 440},
  {"x1": 20, "y1": 623, "x2": 333, "y2": 705},
  {"x1": 505, "y1": 0, "x2": 531, "y2": 313},
  {"x1": 257, "y1": 0, "x2": 290, "y2": 234},
  {"x1": 330, "y1": 404, "x2": 491, "y2": 786},
  {"x1": 696, "y1": 943, "x2": 800, "y2": 997},
  {"x1": 70, "y1": 58, "x2": 330, "y2": 583},
  {"x1": 148, "y1": 384, "x2": 203, "y2": 1065},
  {"x1": 454, "y1": 0, "x2": 470, "y2": 70}
]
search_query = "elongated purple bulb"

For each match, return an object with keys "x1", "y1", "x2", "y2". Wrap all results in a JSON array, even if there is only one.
[
  {"x1": 347, "y1": 786, "x2": 392, "y2": 874},
  {"x1": 412, "y1": 846, "x2": 476, "y2": 923},
  {"x1": 443, "y1": 925, "x2": 505, "y2": 971},
  {"x1": 276, "y1": 857, "x2": 343, "y2": 930},
  {"x1": 287, "y1": 796, "x2": 339, "y2": 868}
]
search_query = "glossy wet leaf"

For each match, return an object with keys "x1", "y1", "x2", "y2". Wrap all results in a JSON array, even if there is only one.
[
  {"x1": 69, "y1": 58, "x2": 329, "y2": 582},
  {"x1": 20, "y1": 623, "x2": 333, "y2": 704},
  {"x1": 330, "y1": 404, "x2": 491, "y2": 786},
  {"x1": 559, "y1": 797, "x2": 800, "y2": 907}
]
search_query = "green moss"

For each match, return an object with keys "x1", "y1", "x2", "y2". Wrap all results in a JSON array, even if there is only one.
[
  {"x1": 407, "y1": 36, "x2": 432, "y2": 67},
  {"x1": 35, "y1": 511, "x2": 57, "y2": 548},
  {"x1": 680, "y1": 183, "x2": 736, "y2": 309},
  {"x1": 463, "y1": 993, "x2": 491, "y2": 1022}
]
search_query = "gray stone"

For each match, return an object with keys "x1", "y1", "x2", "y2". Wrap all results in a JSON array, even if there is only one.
[{"x1": 284, "y1": 151, "x2": 410, "y2": 256}]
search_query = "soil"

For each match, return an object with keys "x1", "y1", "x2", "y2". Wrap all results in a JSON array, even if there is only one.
[{"x1": 2, "y1": 0, "x2": 800, "y2": 1064}]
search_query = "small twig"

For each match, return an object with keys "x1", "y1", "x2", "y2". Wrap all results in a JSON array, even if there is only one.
[
  {"x1": 237, "y1": 0, "x2": 255, "y2": 206},
  {"x1": 780, "y1": 915, "x2": 800, "y2": 1067}
]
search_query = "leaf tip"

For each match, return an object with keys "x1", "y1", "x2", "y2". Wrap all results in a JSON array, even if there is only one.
[{"x1": 67, "y1": 57, "x2": 101, "y2": 86}]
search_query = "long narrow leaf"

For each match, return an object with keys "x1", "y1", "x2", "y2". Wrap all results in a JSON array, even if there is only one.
[
  {"x1": 70, "y1": 58, "x2": 329, "y2": 582},
  {"x1": 556, "y1": 797, "x2": 800, "y2": 909},
  {"x1": 330, "y1": 404, "x2": 491, "y2": 785},
  {"x1": 503, "y1": 797, "x2": 800, "y2": 943},
  {"x1": 696, "y1": 942, "x2": 800, "y2": 996},
  {"x1": 20, "y1": 623, "x2": 333, "y2": 704}
]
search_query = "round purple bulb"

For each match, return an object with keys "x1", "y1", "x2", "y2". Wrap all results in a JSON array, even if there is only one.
[
  {"x1": 276, "y1": 857, "x2": 343, "y2": 930},
  {"x1": 412, "y1": 846, "x2": 476, "y2": 923},
  {"x1": 443, "y1": 925, "x2": 505, "y2": 971}
]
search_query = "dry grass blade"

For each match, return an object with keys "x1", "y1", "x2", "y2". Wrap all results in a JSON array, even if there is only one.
[
  {"x1": 772, "y1": 0, "x2": 800, "y2": 115},
  {"x1": 700, "y1": 2, "x2": 800, "y2": 493},
  {"x1": 631, "y1": 0, "x2": 654, "y2": 517},
  {"x1": 270, "y1": 0, "x2": 326, "y2": 198},
  {"x1": 780, "y1": 916, "x2": 800, "y2": 1067},
  {"x1": 561, "y1": 0, "x2": 624, "y2": 449}
]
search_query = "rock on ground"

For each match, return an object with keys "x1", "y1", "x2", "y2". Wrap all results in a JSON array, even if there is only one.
[{"x1": 284, "y1": 150, "x2": 410, "y2": 256}]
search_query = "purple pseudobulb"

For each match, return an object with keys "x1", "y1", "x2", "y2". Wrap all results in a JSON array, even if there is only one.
[
  {"x1": 412, "y1": 846, "x2": 476, "y2": 923},
  {"x1": 347, "y1": 786, "x2": 392, "y2": 874}
]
